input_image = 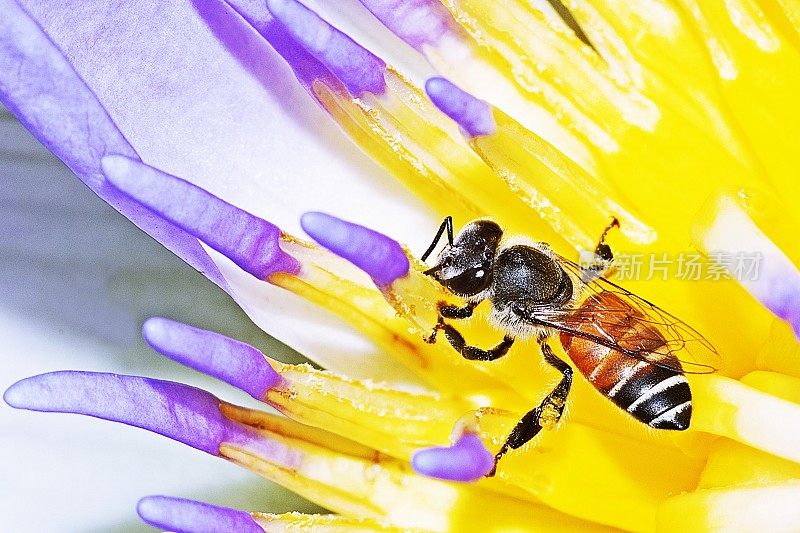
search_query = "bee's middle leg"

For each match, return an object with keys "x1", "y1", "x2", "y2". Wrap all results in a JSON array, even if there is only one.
[
  {"x1": 424, "y1": 301, "x2": 475, "y2": 343},
  {"x1": 426, "y1": 318, "x2": 514, "y2": 362},
  {"x1": 439, "y1": 301, "x2": 476, "y2": 319},
  {"x1": 488, "y1": 337, "x2": 572, "y2": 476}
]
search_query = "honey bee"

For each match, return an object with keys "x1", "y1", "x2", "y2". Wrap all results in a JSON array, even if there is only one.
[{"x1": 421, "y1": 216, "x2": 718, "y2": 474}]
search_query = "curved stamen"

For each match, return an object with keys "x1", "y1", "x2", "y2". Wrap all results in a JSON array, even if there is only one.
[
  {"x1": 101, "y1": 155, "x2": 300, "y2": 279},
  {"x1": 142, "y1": 317, "x2": 281, "y2": 399},
  {"x1": 137, "y1": 496, "x2": 264, "y2": 533},
  {"x1": 411, "y1": 433, "x2": 494, "y2": 482},
  {"x1": 425, "y1": 77, "x2": 496, "y2": 138},
  {"x1": 265, "y1": 0, "x2": 386, "y2": 96},
  {"x1": 300, "y1": 211, "x2": 409, "y2": 288}
]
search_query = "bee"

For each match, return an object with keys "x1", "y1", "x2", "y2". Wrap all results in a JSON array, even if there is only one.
[{"x1": 421, "y1": 216, "x2": 718, "y2": 474}]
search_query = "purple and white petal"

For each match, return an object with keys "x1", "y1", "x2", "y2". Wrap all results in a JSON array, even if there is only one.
[
  {"x1": 357, "y1": 0, "x2": 464, "y2": 52},
  {"x1": 3, "y1": 371, "x2": 302, "y2": 469},
  {"x1": 143, "y1": 317, "x2": 281, "y2": 399},
  {"x1": 265, "y1": 0, "x2": 387, "y2": 96},
  {"x1": 137, "y1": 496, "x2": 264, "y2": 533},
  {"x1": 301, "y1": 211, "x2": 409, "y2": 288},
  {"x1": 425, "y1": 77, "x2": 497, "y2": 138},
  {"x1": 4, "y1": 372, "x2": 239, "y2": 454},
  {"x1": 103, "y1": 155, "x2": 301, "y2": 280}
]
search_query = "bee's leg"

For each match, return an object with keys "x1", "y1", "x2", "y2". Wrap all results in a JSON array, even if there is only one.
[
  {"x1": 426, "y1": 320, "x2": 514, "y2": 361},
  {"x1": 488, "y1": 337, "x2": 572, "y2": 476},
  {"x1": 421, "y1": 216, "x2": 454, "y2": 262},
  {"x1": 439, "y1": 301, "x2": 476, "y2": 319},
  {"x1": 582, "y1": 217, "x2": 619, "y2": 279},
  {"x1": 424, "y1": 302, "x2": 475, "y2": 343},
  {"x1": 595, "y1": 216, "x2": 619, "y2": 261}
]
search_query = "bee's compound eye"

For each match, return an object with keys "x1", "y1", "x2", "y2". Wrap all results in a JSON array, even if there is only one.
[
  {"x1": 483, "y1": 250, "x2": 493, "y2": 261},
  {"x1": 441, "y1": 265, "x2": 492, "y2": 297}
]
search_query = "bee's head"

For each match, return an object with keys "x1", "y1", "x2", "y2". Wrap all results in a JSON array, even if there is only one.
[{"x1": 426, "y1": 220, "x2": 503, "y2": 298}]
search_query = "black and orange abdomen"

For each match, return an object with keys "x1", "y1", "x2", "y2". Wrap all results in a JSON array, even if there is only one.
[{"x1": 559, "y1": 292, "x2": 692, "y2": 430}]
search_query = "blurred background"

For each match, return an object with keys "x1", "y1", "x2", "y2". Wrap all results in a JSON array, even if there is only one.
[{"x1": 0, "y1": 104, "x2": 324, "y2": 532}]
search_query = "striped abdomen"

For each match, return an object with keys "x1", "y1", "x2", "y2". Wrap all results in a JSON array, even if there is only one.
[{"x1": 559, "y1": 292, "x2": 692, "y2": 430}]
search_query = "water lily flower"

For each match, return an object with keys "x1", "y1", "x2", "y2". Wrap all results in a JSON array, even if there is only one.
[{"x1": 3, "y1": 0, "x2": 800, "y2": 531}]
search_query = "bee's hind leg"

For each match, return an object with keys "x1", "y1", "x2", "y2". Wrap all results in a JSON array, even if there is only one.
[{"x1": 488, "y1": 336, "x2": 572, "y2": 477}]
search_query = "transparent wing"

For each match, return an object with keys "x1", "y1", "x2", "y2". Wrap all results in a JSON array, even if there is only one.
[{"x1": 516, "y1": 256, "x2": 719, "y2": 374}]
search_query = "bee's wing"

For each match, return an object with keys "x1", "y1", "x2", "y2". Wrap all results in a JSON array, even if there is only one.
[{"x1": 516, "y1": 256, "x2": 720, "y2": 375}]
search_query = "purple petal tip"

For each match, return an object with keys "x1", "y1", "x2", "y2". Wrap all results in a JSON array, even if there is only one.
[
  {"x1": 137, "y1": 496, "x2": 263, "y2": 533},
  {"x1": 266, "y1": 0, "x2": 386, "y2": 96},
  {"x1": 411, "y1": 433, "x2": 494, "y2": 482},
  {"x1": 142, "y1": 318, "x2": 280, "y2": 399},
  {"x1": 300, "y1": 212, "x2": 409, "y2": 288},
  {"x1": 4, "y1": 372, "x2": 237, "y2": 455},
  {"x1": 101, "y1": 155, "x2": 300, "y2": 280},
  {"x1": 425, "y1": 77, "x2": 496, "y2": 138}
]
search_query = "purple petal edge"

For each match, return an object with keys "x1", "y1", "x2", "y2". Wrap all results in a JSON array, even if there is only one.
[
  {"x1": 0, "y1": 0, "x2": 225, "y2": 288},
  {"x1": 3, "y1": 372, "x2": 242, "y2": 455},
  {"x1": 425, "y1": 77, "x2": 496, "y2": 138},
  {"x1": 300, "y1": 212, "x2": 409, "y2": 288},
  {"x1": 102, "y1": 155, "x2": 300, "y2": 280},
  {"x1": 358, "y1": 0, "x2": 462, "y2": 51},
  {"x1": 137, "y1": 496, "x2": 263, "y2": 533},
  {"x1": 263, "y1": 0, "x2": 386, "y2": 96},
  {"x1": 411, "y1": 433, "x2": 494, "y2": 482},
  {"x1": 142, "y1": 317, "x2": 281, "y2": 399}
]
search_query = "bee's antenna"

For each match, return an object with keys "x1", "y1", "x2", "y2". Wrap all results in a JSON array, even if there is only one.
[{"x1": 421, "y1": 216, "x2": 454, "y2": 262}]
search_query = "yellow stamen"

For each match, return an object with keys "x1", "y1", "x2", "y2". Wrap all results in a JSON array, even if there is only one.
[{"x1": 219, "y1": 404, "x2": 609, "y2": 532}]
